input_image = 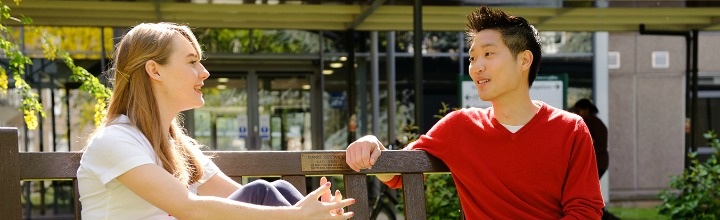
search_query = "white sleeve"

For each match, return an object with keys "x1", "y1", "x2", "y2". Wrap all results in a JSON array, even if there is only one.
[
  {"x1": 80, "y1": 125, "x2": 157, "y2": 186},
  {"x1": 194, "y1": 146, "x2": 219, "y2": 184},
  {"x1": 187, "y1": 146, "x2": 219, "y2": 194}
]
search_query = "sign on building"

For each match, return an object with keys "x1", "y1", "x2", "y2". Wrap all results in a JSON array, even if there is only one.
[
  {"x1": 237, "y1": 114, "x2": 248, "y2": 138},
  {"x1": 259, "y1": 115, "x2": 270, "y2": 140},
  {"x1": 459, "y1": 74, "x2": 568, "y2": 109}
]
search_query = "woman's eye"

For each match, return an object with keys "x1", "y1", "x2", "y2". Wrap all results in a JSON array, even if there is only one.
[
  {"x1": 190, "y1": 60, "x2": 197, "y2": 64},
  {"x1": 485, "y1": 52, "x2": 493, "y2": 56},
  {"x1": 468, "y1": 57, "x2": 475, "y2": 62}
]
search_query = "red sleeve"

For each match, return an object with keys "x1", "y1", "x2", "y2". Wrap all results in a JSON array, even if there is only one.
[
  {"x1": 560, "y1": 120, "x2": 605, "y2": 219},
  {"x1": 382, "y1": 175, "x2": 403, "y2": 189},
  {"x1": 381, "y1": 110, "x2": 461, "y2": 189},
  {"x1": 380, "y1": 145, "x2": 423, "y2": 189}
]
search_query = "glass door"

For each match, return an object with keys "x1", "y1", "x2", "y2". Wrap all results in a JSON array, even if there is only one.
[
  {"x1": 190, "y1": 71, "x2": 314, "y2": 151},
  {"x1": 257, "y1": 73, "x2": 312, "y2": 151},
  {"x1": 193, "y1": 74, "x2": 248, "y2": 150}
]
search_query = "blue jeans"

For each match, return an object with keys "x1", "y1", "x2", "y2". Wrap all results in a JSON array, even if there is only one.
[{"x1": 227, "y1": 179, "x2": 304, "y2": 206}]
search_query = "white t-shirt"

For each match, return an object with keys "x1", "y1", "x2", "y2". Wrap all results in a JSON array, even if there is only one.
[
  {"x1": 500, "y1": 123, "x2": 525, "y2": 133},
  {"x1": 77, "y1": 115, "x2": 219, "y2": 219}
]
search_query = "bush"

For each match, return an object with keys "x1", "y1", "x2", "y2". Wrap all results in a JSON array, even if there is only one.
[
  {"x1": 424, "y1": 174, "x2": 462, "y2": 219},
  {"x1": 658, "y1": 131, "x2": 720, "y2": 219},
  {"x1": 395, "y1": 174, "x2": 462, "y2": 220},
  {"x1": 395, "y1": 102, "x2": 462, "y2": 219}
]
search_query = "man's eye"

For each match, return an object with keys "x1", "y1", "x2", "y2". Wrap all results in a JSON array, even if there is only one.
[
  {"x1": 190, "y1": 60, "x2": 197, "y2": 64},
  {"x1": 485, "y1": 52, "x2": 494, "y2": 56},
  {"x1": 468, "y1": 57, "x2": 475, "y2": 62}
]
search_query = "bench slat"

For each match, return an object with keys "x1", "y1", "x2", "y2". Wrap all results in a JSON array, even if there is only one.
[
  {"x1": 73, "y1": 179, "x2": 82, "y2": 220},
  {"x1": 18, "y1": 150, "x2": 449, "y2": 178},
  {"x1": 0, "y1": 127, "x2": 21, "y2": 220},
  {"x1": 402, "y1": 173, "x2": 427, "y2": 220},
  {"x1": 212, "y1": 150, "x2": 449, "y2": 176},
  {"x1": 344, "y1": 174, "x2": 370, "y2": 220},
  {"x1": 281, "y1": 175, "x2": 307, "y2": 195},
  {"x1": 19, "y1": 152, "x2": 81, "y2": 179}
]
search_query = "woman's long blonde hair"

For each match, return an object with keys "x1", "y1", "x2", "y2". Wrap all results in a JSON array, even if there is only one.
[{"x1": 103, "y1": 23, "x2": 203, "y2": 185}]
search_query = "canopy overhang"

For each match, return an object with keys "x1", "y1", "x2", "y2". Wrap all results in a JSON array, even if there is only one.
[{"x1": 9, "y1": 1, "x2": 720, "y2": 32}]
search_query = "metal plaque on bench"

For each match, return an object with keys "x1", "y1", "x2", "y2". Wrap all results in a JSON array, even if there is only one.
[{"x1": 301, "y1": 152, "x2": 352, "y2": 171}]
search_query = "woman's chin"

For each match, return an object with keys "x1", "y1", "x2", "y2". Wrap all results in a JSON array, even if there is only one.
[
  {"x1": 194, "y1": 101, "x2": 205, "y2": 109},
  {"x1": 184, "y1": 101, "x2": 205, "y2": 111}
]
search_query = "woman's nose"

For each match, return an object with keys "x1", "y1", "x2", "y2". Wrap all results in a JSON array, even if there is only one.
[{"x1": 199, "y1": 63, "x2": 210, "y2": 80}]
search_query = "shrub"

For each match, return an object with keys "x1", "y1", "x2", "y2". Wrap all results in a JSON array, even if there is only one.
[
  {"x1": 424, "y1": 173, "x2": 462, "y2": 219},
  {"x1": 396, "y1": 102, "x2": 462, "y2": 219},
  {"x1": 658, "y1": 131, "x2": 720, "y2": 219}
]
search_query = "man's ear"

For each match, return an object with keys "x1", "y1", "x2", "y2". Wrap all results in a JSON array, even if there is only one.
[
  {"x1": 520, "y1": 50, "x2": 533, "y2": 71},
  {"x1": 145, "y1": 60, "x2": 162, "y2": 81}
]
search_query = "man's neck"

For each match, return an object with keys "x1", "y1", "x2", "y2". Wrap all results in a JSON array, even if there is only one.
[{"x1": 492, "y1": 98, "x2": 541, "y2": 126}]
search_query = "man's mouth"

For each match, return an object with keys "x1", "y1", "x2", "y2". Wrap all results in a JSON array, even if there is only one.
[{"x1": 477, "y1": 79, "x2": 490, "y2": 84}]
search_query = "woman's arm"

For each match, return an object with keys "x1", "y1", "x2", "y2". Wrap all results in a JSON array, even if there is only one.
[
  {"x1": 197, "y1": 171, "x2": 241, "y2": 197},
  {"x1": 117, "y1": 164, "x2": 354, "y2": 219}
]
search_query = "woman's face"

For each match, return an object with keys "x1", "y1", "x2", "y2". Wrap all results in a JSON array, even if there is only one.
[{"x1": 155, "y1": 34, "x2": 210, "y2": 112}]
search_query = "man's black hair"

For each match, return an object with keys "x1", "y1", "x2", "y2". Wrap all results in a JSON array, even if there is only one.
[{"x1": 466, "y1": 6, "x2": 543, "y2": 87}]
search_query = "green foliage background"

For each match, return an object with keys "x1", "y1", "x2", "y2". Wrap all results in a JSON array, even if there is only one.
[
  {"x1": 658, "y1": 131, "x2": 720, "y2": 219},
  {"x1": 0, "y1": 0, "x2": 111, "y2": 129},
  {"x1": 395, "y1": 102, "x2": 462, "y2": 219},
  {"x1": 196, "y1": 29, "x2": 336, "y2": 54}
]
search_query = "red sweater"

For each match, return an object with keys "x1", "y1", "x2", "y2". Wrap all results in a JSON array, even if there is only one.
[{"x1": 384, "y1": 102, "x2": 604, "y2": 219}]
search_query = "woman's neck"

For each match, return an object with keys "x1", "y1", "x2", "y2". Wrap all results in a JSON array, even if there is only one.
[{"x1": 156, "y1": 103, "x2": 178, "y2": 138}]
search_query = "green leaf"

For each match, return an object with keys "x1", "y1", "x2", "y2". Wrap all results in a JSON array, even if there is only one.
[
  {"x1": 0, "y1": 1, "x2": 111, "y2": 129},
  {"x1": 659, "y1": 131, "x2": 720, "y2": 219}
]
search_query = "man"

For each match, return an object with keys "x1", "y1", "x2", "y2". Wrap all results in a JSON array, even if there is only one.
[
  {"x1": 345, "y1": 6, "x2": 604, "y2": 219},
  {"x1": 570, "y1": 99, "x2": 609, "y2": 179}
]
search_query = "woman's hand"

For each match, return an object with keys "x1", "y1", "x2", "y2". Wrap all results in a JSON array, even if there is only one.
[
  {"x1": 295, "y1": 181, "x2": 355, "y2": 219},
  {"x1": 320, "y1": 177, "x2": 345, "y2": 215}
]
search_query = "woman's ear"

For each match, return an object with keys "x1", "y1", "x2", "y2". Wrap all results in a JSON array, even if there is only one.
[{"x1": 145, "y1": 60, "x2": 162, "y2": 81}]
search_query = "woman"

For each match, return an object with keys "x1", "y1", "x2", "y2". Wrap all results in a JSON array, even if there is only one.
[{"x1": 76, "y1": 23, "x2": 354, "y2": 219}]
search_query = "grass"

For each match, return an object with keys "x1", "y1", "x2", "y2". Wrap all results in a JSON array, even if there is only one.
[{"x1": 607, "y1": 207, "x2": 670, "y2": 220}]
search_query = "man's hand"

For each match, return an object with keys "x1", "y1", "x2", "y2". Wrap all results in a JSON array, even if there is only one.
[{"x1": 345, "y1": 135, "x2": 385, "y2": 172}]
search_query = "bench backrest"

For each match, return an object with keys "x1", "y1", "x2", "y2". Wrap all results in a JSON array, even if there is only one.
[{"x1": 1, "y1": 127, "x2": 451, "y2": 220}]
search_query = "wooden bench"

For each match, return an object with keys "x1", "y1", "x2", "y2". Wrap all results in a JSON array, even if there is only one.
[{"x1": 1, "y1": 127, "x2": 452, "y2": 220}]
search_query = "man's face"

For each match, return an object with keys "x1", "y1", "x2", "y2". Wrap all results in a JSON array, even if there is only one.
[{"x1": 467, "y1": 29, "x2": 530, "y2": 103}]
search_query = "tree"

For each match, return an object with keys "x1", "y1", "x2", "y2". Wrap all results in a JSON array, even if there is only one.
[
  {"x1": 0, "y1": 0, "x2": 110, "y2": 129},
  {"x1": 195, "y1": 28, "x2": 338, "y2": 54}
]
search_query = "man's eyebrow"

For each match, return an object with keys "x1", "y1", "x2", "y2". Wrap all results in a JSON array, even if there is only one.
[{"x1": 186, "y1": 53, "x2": 198, "y2": 59}]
